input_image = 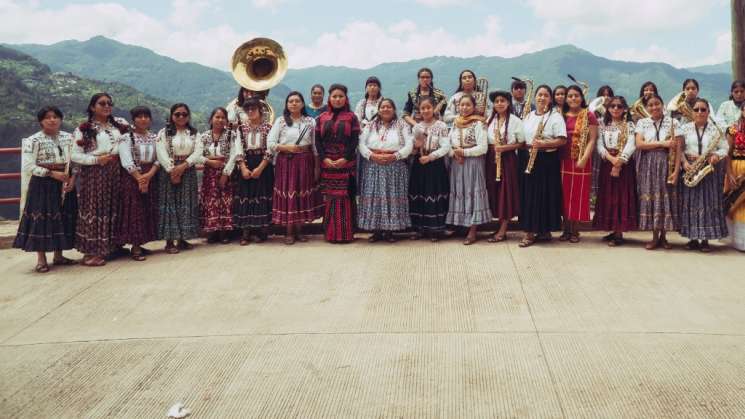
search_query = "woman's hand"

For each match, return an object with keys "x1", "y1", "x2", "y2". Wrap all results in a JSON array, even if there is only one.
[
  {"x1": 50, "y1": 171, "x2": 68, "y2": 183},
  {"x1": 96, "y1": 154, "x2": 114, "y2": 166},
  {"x1": 219, "y1": 174, "x2": 229, "y2": 188},
  {"x1": 419, "y1": 155, "x2": 431, "y2": 165}
]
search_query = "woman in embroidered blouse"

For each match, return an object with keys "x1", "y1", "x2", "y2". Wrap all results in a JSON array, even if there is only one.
[
  {"x1": 485, "y1": 90, "x2": 525, "y2": 243},
  {"x1": 677, "y1": 99, "x2": 729, "y2": 252},
  {"x1": 156, "y1": 103, "x2": 202, "y2": 253},
  {"x1": 232, "y1": 98, "x2": 274, "y2": 245},
  {"x1": 593, "y1": 97, "x2": 637, "y2": 246},
  {"x1": 355, "y1": 77, "x2": 383, "y2": 130},
  {"x1": 409, "y1": 96, "x2": 451, "y2": 241},
  {"x1": 443, "y1": 70, "x2": 482, "y2": 125},
  {"x1": 358, "y1": 98, "x2": 413, "y2": 242},
  {"x1": 316, "y1": 84, "x2": 361, "y2": 244},
  {"x1": 634, "y1": 94, "x2": 682, "y2": 250},
  {"x1": 13, "y1": 106, "x2": 78, "y2": 272},
  {"x1": 403, "y1": 68, "x2": 447, "y2": 126},
  {"x1": 716, "y1": 80, "x2": 745, "y2": 127},
  {"x1": 519, "y1": 85, "x2": 567, "y2": 248},
  {"x1": 268, "y1": 91, "x2": 322, "y2": 245},
  {"x1": 446, "y1": 94, "x2": 490, "y2": 245},
  {"x1": 116, "y1": 106, "x2": 159, "y2": 260},
  {"x1": 199, "y1": 107, "x2": 235, "y2": 243},
  {"x1": 559, "y1": 85, "x2": 598, "y2": 243},
  {"x1": 72, "y1": 93, "x2": 126, "y2": 267},
  {"x1": 725, "y1": 101, "x2": 745, "y2": 251}
]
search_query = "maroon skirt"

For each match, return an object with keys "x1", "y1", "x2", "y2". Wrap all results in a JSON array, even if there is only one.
[
  {"x1": 593, "y1": 157, "x2": 638, "y2": 232},
  {"x1": 117, "y1": 165, "x2": 159, "y2": 246},
  {"x1": 485, "y1": 147, "x2": 520, "y2": 221},
  {"x1": 272, "y1": 151, "x2": 323, "y2": 225},
  {"x1": 75, "y1": 161, "x2": 121, "y2": 256},
  {"x1": 200, "y1": 165, "x2": 234, "y2": 232}
]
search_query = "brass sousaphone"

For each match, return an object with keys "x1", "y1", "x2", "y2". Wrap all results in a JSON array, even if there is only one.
[{"x1": 229, "y1": 37, "x2": 288, "y2": 124}]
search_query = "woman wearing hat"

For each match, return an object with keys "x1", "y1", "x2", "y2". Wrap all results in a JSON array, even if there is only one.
[{"x1": 485, "y1": 90, "x2": 525, "y2": 242}]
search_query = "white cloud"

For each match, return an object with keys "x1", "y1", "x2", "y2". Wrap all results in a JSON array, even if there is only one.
[
  {"x1": 414, "y1": 0, "x2": 470, "y2": 7},
  {"x1": 611, "y1": 31, "x2": 732, "y2": 68}
]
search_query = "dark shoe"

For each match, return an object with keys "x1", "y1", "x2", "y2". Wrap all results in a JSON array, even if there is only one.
[
  {"x1": 602, "y1": 232, "x2": 616, "y2": 241},
  {"x1": 165, "y1": 243, "x2": 179, "y2": 254},
  {"x1": 685, "y1": 240, "x2": 700, "y2": 250},
  {"x1": 52, "y1": 256, "x2": 77, "y2": 266},
  {"x1": 386, "y1": 232, "x2": 397, "y2": 243},
  {"x1": 284, "y1": 235, "x2": 296, "y2": 245},
  {"x1": 488, "y1": 233, "x2": 506, "y2": 243},
  {"x1": 35, "y1": 263, "x2": 50, "y2": 273},
  {"x1": 558, "y1": 232, "x2": 571, "y2": 241},
  {"x1": 177, "y1": 240, "x2": 193, "y2": 250},
  {"x1": 368, "y1": 232, "x2": 383, "y2": 243},
  {"x1": 568, "y1": 233, "x2": 580, "y2": 243},
  {"x1": 130, "y1": 250, "x2": 146, "y2": 261},
  {"x1": 700, "y1": 240, "x2": 711, "y2": 253}
]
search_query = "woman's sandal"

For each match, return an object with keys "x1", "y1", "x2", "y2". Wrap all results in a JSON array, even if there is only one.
[
  {"x1": 558, "y1": 232, "x2": 572, "y2": 242},
  {"x1": 52, "y1": 257, "x2": 77, "y2": 266},
  {"x1": 177, "y1": 240, "x2": 193, "y2": 250},
  {"x1": 608, "y1": 237, "x2": 625, "y2": 247},
  {"x1": 368, "y1": 233, "x2": 382, "y2": 243},
  {"x1": 130, "y1": 250, "x2": 146, "y2": 261},
  {"x1": 386, "y1": 233, "x2": 397, "y2": 243},
  {"x1": 487, "y1": 233, "x2": 506, "y2": 243},
  {"x1": 660, "y1": 239, "x2": 672, "y2": 250},
  {"x1": 165, "y1": 244, "x2": 180, "y2": 254},
  {"x1": 240, "y1": 235, "x2": 251, "y2": 246},
  {"x1": 35, "y1": 263, "x2": 50, "y2": 273},
  {"x1": 645, "y1": 239, "x2": 660, "y2": 250},
  {"x1": 568, "y1": 233, "x2": 580, "y2": 243},
  {"x1": 82, "y1": 256, "x2": 106, "y2": 267},
  {"x1": 295, "y1": 234, "x2": 308, "y2": 243},
  {"x1": 700, "y1": 240, "x2": 711, "y2": 253},
  {"x1": 463, "y1": 235, "x2": 477, "y2": 245},
  {"x1": 410, "y1": 232, "x2": 423, "y2": 240},
  {"x1": 284, "y1": 235, "x2": 296, "y2": 245},
  {"x1": 518, "y1": 236, "x2": 536, "y2": 248}
]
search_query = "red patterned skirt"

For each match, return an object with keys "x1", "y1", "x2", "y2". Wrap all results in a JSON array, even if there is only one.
[
  {"x1": 593, "y1": 157, "x2": 638, "y2": 232},
  {"x1": 560, "y1": 153, "x2": 593, "y2": 222},
  {"x1": 200, "y1": 164, "x2": 234, "y2": 232},
  {"x1": 272, "y1": 151, "x2": 323, "y2": 225},
  {"x1": 485, "y1": 147, "x2": 520, "y2": 221},
  {"x1": 117, "y1": 165, "x2": 159, "y2": 246},
  {"x1": 320, "y1": 145, "x2": 356, "y2": 242},
  {"x1": 75, "y1": 161, "x2": 121, "y2": 256}
]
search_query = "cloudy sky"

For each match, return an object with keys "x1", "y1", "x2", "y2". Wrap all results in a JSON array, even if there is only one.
[{"x1": 0, "y1": 0, "x2": 732, "y2": 71}]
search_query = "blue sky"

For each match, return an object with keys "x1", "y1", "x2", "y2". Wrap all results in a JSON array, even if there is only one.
[{"x1": 0, "y1": 0, "x2": 732, "y2": 70}]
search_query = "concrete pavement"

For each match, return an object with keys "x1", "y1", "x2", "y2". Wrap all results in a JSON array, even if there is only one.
[{"x1": 1, "y1": 231, "x2": 744, "y2": 418}]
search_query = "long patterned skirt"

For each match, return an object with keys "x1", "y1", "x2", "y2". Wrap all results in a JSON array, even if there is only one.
[
  {"x1": 13, "y1": 176, "x2": 77, "y2": 252},
  {"x1": 200, "y1": 165, "x2": 234, "y2": 232},
  {"x1": 409, "y1": 156, "x2": 449, "y2": 231},
  {"x1": 636, "y1": 149, "x2": 678, "y2": 231},
  {"x1": 320, "y1": 146, "x2": 357, "y2": 242},
  {"x1": 678, "y1": 163, "x2": 728, "y2": 240},
  {"x1": 358, "y1": 158, "x2": 411, "y2": 231},
  {"x1": 75, "y1": 162, "x2": 120, "y2": 256},
  {"x1": 727, "y1": 159, "x2": 745, "y2": 250},
  {"x1": 446, "y1": 156, "x2": 491, "y2": 227},
  {"x1": 560, "y1": 153, "x2": 593, "y2": 222},
  {"x1": 593, "y1": 158, "x2": 638, "y2": 232},
  {"x1": 520, "y1": 151, "x2": 563, "y2": 234},
  {"x1": 233, "y1": 153, "x2": 273, "y2": 229},
  {"x1": 485, "y1": 147, "x2": 520, "y2": 221},
  {"x1": 117, "y1": 166, "x2": 158, "y2": 246},
  {"x1": 158, "y1": 166, "x2": 200, "y2": 241},
  {"x1": 272, "y1": 151, "x2": 322, "y2": 225}
]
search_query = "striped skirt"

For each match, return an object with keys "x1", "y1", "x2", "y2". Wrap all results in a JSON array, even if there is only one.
[
  {"x1": 75, "y1": 162, "x2": 121, "y2": 256},
  {"x1": 13, "y1": 176, "x2": 77, "y2": 252},
  {"x1": 200, "y1": 165, "x2": 234, "y2": 232},
  {"x1": 272, "y1": 152, "x2": 322, "y2": 225},
  {"x1": 485, "y1": 147, "x2": 520, "y2": 221},
  {"x1": 117, "y1": 166, "x2": 159, "y2": 246},
  {"x1": 593, "y1": 158, "x2": 638, "y2": 232},
  {"x1": 519, "y1": 151, "x2": 563, "y2": 234},
  {"x1": 409, "y1": 157, "x2": 449, "y2": 231},
  {"x1": 446, "y1": 156, "x2": 491, "y2": 227},
  {"x1": 157, "y1": 166, "x2": 200, "y2": 241},
  {"x1": 678, "y1": 162, "x2": 728, "y2": 240},
  {"x1": 320, "y1": 145, "x2": 356, "y2": 242},
  {"x1": 560, "y1": 153, "x2": 593, "y2": 222},
  {"x1": 358, "y1": 158, "x2": 411, "y2": 231},
  {"x1": 636, "y1": 149, "x2": 678, "y2": 231},
  {"x1": 233, "y1": 153, "x2": 273, "y2": 229}
]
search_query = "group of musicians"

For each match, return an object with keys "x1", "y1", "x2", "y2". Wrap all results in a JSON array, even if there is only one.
[{"x1": 12, "y1": 69, "x2": 745, "y2": 272}]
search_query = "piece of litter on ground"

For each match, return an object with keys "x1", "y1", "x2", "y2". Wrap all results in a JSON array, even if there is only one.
[{"x1": 167, "y1": 402, "x2": 191, "y2": 418}]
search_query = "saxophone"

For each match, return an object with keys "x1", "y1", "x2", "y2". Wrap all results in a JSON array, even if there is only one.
[
  {"x1": 511, "y1": 77, "x2": 534, "y2": 119},
  {"x1": 682, "y1": 119, "x2": 724, "y2": 188},
  {"x1": 610, "y1": 121, "x2": 628, "y2": 177},
  {"x1": 571, "y1": 108, "x2": 590, "y2": 161},
  {"x1": 494, "y1": 117, "x2": 504, "y2": 181},
  {"x1": 525, "y1": 111, "x2": 547, "y2": 174},
  {"x1": 474, "y1": 77, "x2": 489, "y2": 120},
  {"x1": 666, "y1": 117, "x2": 678, "y2": 185}
]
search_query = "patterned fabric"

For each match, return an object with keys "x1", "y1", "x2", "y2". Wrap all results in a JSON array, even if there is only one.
[
  {"x1": 403, "y1": 86, "x2": 447, "y2": 121},
  {"x1": 13, "y1": 176, "x2": 77, "y2": 252},
  {"x1": 678, "y1": 163, "x2": 728, "y2": 240},
  {"x1": 75, "y1": 161, "x2": 121, "y2": 255},
  {"x1": 358, "y1": 159, "x2": 411, "y2": 231},
  {"x1": 485, "y1": 148, "x2": 520, "y2": 221},
  {"x1": 200, "y1": 165, "x2": 234, "y2": 232},
  {"x1": 446, "y1": 156, "x2": 491, "y2": 227},
  {"x1": 116, "y1": 166, "x2": 159, "y2": 246},
  {"x1": 409, "y1": 157, "x2": 449, "y2": 231},
  {"x1": 19, "y1": 130, "x2": 74, "y2": 214},
  {"x1": 593, "y1": 158, "x2": 638, "y2": 232},
  {"x1": 272, "y1": 152, "x2": 323, "y2": 225},
  {"x1": 519, "y1": 151, "x2": 563, "y2": 234},
  {"x1": 727, "y1": 158, "x2": 745, "y2": 250},
  {"x1": 157, "y1": 166, "x2": 200, "y2": 240},
  {"x1": 636, "y1": 149, "x2": 678, "y2": 231},
  {"x1": 560, "y1": 111, "x2": 597, "y2": 222},
  {"x1": 233, "y1": 153, "x2": 274, "y2": 229}
]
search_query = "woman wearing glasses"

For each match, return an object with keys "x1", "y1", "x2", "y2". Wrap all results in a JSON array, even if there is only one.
[
  {"x1": 678, "y1": 99, "x2": 729, "y2": 252},
  {"x1": 403, "y1": 68, "x2": 448, "y2": 126},
  {"x1": 156, "y1": 103, "x2": 202, "y2": 254}
]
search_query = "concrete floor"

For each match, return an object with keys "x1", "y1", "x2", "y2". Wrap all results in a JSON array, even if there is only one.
[{"x1": 1, "y1": 231, "x2": 744, "y2": 418}]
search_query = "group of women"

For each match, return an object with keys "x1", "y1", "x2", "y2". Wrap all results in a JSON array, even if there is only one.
[{"x1": 12, "y1": 68, "x2": 745, "y2": 272}]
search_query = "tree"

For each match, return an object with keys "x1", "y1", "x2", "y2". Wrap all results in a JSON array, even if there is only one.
[{"x1": 734, "y1": 0, "x2": 745, "y2": 80}]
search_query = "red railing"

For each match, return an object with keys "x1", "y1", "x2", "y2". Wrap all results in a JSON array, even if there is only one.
[{"x1": 0, "y1": 148, "x2": 21, "y2": 205}]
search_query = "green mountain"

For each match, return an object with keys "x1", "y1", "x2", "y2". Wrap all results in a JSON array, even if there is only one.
[
  {"x1": 686, "y1": 61, "x2": 732, "y2": 76},
  {"x1": 9, "y1": 36, "x2": 290, "y2": 115}
]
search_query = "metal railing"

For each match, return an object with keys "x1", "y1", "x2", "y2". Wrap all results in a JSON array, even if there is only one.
[{"x1": 0, "y1": 148, "x2": 21, "y2": 205}]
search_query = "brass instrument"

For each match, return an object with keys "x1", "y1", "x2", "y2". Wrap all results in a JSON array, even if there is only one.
[
  {"x1": 666, "y1": 91, "x2": 694, "y2": 121},
  {"x1": 666, "y1": 117, "x2": 679, "y2": 185},
  {"x1": 474, "y1": 77, "x2": 489, "y2": 119},
  {"x1": 229, "y1": 38, "x2": 288, "y2": 124},
  {"x1": 525, "y1": 109, "x2": 547, "y2": 174},
  {"x1": 682, "y1": 118, "x2": 724, "y2": 188},
  {"x1": 60, "y1": 142, "x2": 72, "y2": 206},
  {"x1": 610, "y1": 121, "x2": 629, "y2": 177},
  {"x1": 572, "y1": 108, "x2": 591, "y2": 161},
  {"x1": 511, "y1": 77, "x2": 534, "y2": 119},
  {"x1": 589, "y1": 97, "x2": 607, "y2": 119},
  {"x1": 567, "y1": 74, "x2": 589, "y2": 98},
  {"x1": 493, "y1": 117, "x2": 504, "y2": 181},
  {"x1": 629, "y1": 97, "x2": 651, "y2": 121}
]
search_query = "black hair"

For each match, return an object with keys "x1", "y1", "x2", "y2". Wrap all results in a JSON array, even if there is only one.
[
  {"x1": 372, "y1": 98, "x2": 398, "y2": 130},
  {"x1": 511, "y1": 79, "x2": 527, "y2": 90},
  {"x1": 129, "y1": 106, "x2": 152, "y2": 120},
  {"x1": 457, "y1": 94, "x2": 477, "y2": 116},
  {"x1": 455, "y1": 69, "x2": 478, "y2": 93},
  {"x1": 596, "y1": 85, "x2": 614, "y2": 98},
  {"x1": 364, "y1": 77, "x2": 382, "y2": 100},
  {"x1": 86, "y1": 92, "x2": 126, "y2": 132},
  {"x1": 729, "y1": 80, "x2": 745, "y2": 101},
  {"x1": 692, "y1": 98, "x2": 710, "y2": 111},
  {"x1": 638, "y1": 81, "x2": 659, "y2": 99},
  {"x1": 418, "y1": 95, "x2": 436, "y2": 110},
  {"x1": 417, "y1": 67, "x2": 435, "y2": 92},
  {"x1": 311, "y1": 84, "x2": 325, "y2": 94},
  {"x1": 282, "y1": 91, "x2": 308, "y2": 127},
  {"x1": 642, "y1": 93, "x2": 664, "y2": 108},
  {"x1": 683, "y1": 78, "x2": 699, "y2": 91},
  {"x1": 553, "y1": 85, "x2": 567, "y2": 104},
  {"x1": 37, "y1": 105, "x2": 63, "y2": 123},
  {"x1": 534, "y1": 85, "x2": 554, "y2": 110},
  {"x1": 487, "y1": 91, "x2": 513, "y2": 126},
  {"x1": 602, "y1": 96, "x2": 631, "y2": 125},
  {"x1": 166, "y1": 103, "x2": 197, "y2": 136},
  {"x1": 208, "y1": 107, "x2": 229, "y2": 130},
  {"x1": 237, "y1": 87, "x2": 268, "y2": 107},
  {"x1": 562, "y1": 85, "x2": 588, "y2": 114},
  {"x1": 241, "y1": 97, "x2": 263, "y2": 114}
]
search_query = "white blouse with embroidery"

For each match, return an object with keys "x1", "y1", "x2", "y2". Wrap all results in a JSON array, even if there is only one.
[
  {"x1": 523, "y1": 110, "x2": 567, "y2": 145},
  {"x1": 634, "y1": 116, "x2": 681, "y2": 144},
  {"x1": 359, "y1": 120, "x2": 414, "y2": 161},
  {"x1": 412, "y1": 120, "x2": 451, "y2": 160},
  {"x1": 448, "y1": 121, "x2": 487, "y2": 157},
  {"x1": 155, "y1": 128, "x2": 203, "y2": 172},
  {"x1": 597, "y1": 121, "x2": 636, "y2": 161},
  {"x1": 266, "y1": 116, "x2": 317, "y2": 156},
  {"x1": 354, "y1": 98, "x2": 382, "y2": 128},
  {"x1": 680, "y1": 122, "x2": 729, "y2": 158},
  {"x1": 71, "y1": 122, "x2": 123, "y2": 166},
  {"x1": 486, "y1": 114, "x2": 526, "y2": 146},
  {"x1": 119, "y1": 131, "x2": 159, "y2": 173}
]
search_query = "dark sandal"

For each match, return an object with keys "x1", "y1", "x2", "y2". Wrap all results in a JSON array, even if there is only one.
[
  {"x1": 368, "y1": 233, "x2": 382, "y2": 243},
  {"x1": 558, "y1": 232, "x2": 571, "y2": 242},
  {"x1": 177, "y1": 240, "x2": 193, "y2": 250},
  {"x1": 52, "y1": 257, "x2": 77, "y2": 266},
  {"x1": 386, "y1": 233, "x2": 397, "y2": 243},
  {"x1": 488, "y1": 234, "x2": 506, "y2": 243},
  {"x1": 410, "y1": 232, "x2": 422, "y2": 240},
  {"x1": 699, "y1": 241, "x2": 711, "y2": 253},
  {"x1": 284, "y1": 235, "x2": 296, "y2": 245},
  {"x1": 35, "y1": 263, "x2": 50, "y2": 273},
  {"x1": 240, "y1": 238, "x2": 250, "y2": 246},
  {"x1": 165, "y1": 245, "x2": 180, "y2": 254},
  {"x1": 131, "y1": 252, "x2": 146, "y2": 261},
  {"x1": 82, "y1": 256, "x2": 106, "y2": 267},
  {"x1": 685, "y1": 240, "x2": 699, "y2": 250},
  {"x1": 463, "y1": 235, "x2": 477, "y2": 245},
  {"x1": 568, "y1": 233, "x2": 580, "y2": 243},
  {"x1": 645, "y1": 239, "x2": 659, "y2": 250},
  {"x1": 661, "y1": 239, "x2": 672, "y2": 250},
  {"x1": 519, "y1": 236, "x2": 536, "y2": 248},
  {"x1": 601, "y1": 232, "x2": 616, "y2": 242}
]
